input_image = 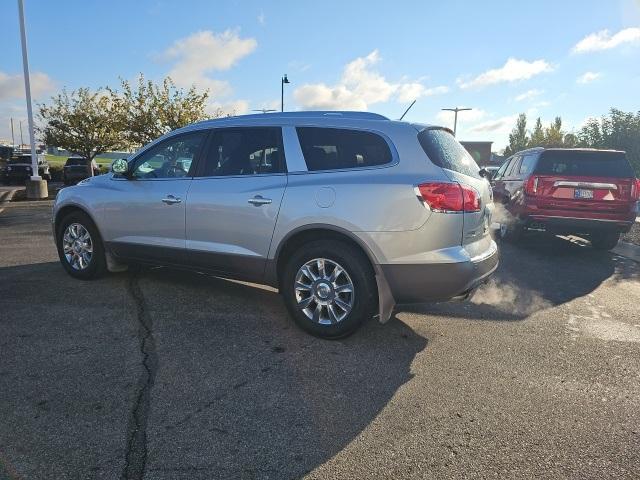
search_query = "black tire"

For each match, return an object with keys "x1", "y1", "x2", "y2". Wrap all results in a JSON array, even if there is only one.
[
  {"x1": 281, "y1": 239, "x2": 377, "y2": 339},
  {"x1": 498, "y1": 221, "x2": 523, "y2": 243},
  {"x1": 56, "y1": 210, "x2": 107, "y2": 280},
  {"x1": 590, "y1": 232, "x2": 620, "y2": 251}
]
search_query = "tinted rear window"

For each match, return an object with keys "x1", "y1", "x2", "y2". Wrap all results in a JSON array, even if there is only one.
[
  {"x1": 534, "y1": 150, "x2": 634, "y2": 178},
  {"x1": 296, "y1": 127, "x2": 392, "y2": 171},
  {"x1": 66, "y1": 158, "x2": 87, "y2": 166},
  {"x1": 418, "y1": 129, "x2": 481, "y2": 178}
]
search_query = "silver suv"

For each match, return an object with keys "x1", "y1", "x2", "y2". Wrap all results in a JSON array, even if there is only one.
[{"x1": 53, "y1": 111, "x2": 498, "y2": 338}]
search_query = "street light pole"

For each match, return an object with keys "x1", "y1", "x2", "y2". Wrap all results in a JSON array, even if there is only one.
[
  {"x1": 441, "y1": 107, "x2": 472, "y2": 136},
  {"x1": 281, "y1": 74, "x2": 290, "y2": 112},
  {"x1": 17, "y1": 0, "x2": 41, "y2": 181}
]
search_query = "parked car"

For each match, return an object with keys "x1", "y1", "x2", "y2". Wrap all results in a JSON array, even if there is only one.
[
  {"x1": 52, "y1": 111, "x2": 498, "y2": 338},
  {"x1": 63, "y1": 157, "x2": 100, "y2": 185},
  {"x1": 480, "y1": 165, "x2": 500, "y2": 180},
  {"x1": 492, "y1": 147, "x2": 639, "y2": 250},
  {"x1": 6, "y1": 154, "x2": 51, "y2": 184}
]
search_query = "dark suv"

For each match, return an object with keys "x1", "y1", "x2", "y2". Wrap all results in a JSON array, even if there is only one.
[
  {"x1": 6, "y1": 154, "x2": 51, "y2": 184},
  {"x1": 63, "y1": 157, "x2": 99, "y2": 185},
  {"x1": 492, "y1": 148, "x2": 639, "y2": 250}
]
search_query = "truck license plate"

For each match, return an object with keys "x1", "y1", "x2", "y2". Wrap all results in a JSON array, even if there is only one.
[{"x1": 574, "y1": 188, "x2": 593, "y2": 199}]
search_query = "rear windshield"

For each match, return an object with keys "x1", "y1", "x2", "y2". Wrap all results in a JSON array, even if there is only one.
[
  {"x1": 66, "y1": 158, "x2": 87, "y2": 166},
  {"x1": 534, "y1": 150, "x2": 634, "y2": 178},
  {"x1": 418, "y1": 128, "x2": 481, "y2": 178}
]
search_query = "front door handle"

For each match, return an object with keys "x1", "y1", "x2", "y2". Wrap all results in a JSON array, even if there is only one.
[
  {"x1": 162, "y1": 195, "x2": 182, "y2": 205},
  {"x1": 248, "y1": 195, "x2": 272, "y2": 206}
]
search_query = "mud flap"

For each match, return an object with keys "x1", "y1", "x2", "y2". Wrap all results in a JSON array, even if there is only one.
[
  {"x1": 105, "y1": 251, "x2": 129, "y2": 273},
  {"x1": 374, "y1": 266, "x2": 395, "y2": 324}
]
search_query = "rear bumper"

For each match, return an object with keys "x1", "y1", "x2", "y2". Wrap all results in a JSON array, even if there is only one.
[
  {"x1": 380, "y1": 240, "x2": 499, "y2": 304},
  {"x1": 526, "y1": 215, "x2": 633, "y2": 234}
]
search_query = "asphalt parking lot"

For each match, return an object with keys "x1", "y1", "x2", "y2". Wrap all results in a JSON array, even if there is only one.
[{"x1": 1, "y1": 201, "x2": 639, "y2": 480}]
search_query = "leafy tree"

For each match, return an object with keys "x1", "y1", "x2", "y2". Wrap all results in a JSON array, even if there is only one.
[
  {"x1": 578, "y1": 108, "x2": 640, "y2": 175},
  {"x1": 111, "y1": 75, "x2": 212, "y2": 148},
  {"x1": 504, "y1": 113, "x2": 529, "y2": 156},
  {"x1": 38, "y1": 88, "x2": 125, "y2": 166},
  {"x1": 529, "y1": 117, "x2": 545, "y2": 147}
]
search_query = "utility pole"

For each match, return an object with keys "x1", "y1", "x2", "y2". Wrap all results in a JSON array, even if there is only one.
[
  {"x1": 18, "y1": 0, "x2": 47, "y2": 198},
  {"x1": 281, "y1": 74, "x2": 290, "y2": 112},
  {"x1": 10, "y1": 118, "x2": 15, "y2": 145},
  {"x1": 441, "y1": 107, "x2": 472, "y2": 136},
  {"x1": 20, "y1": 120, "x2": 24, "y2": 146}
]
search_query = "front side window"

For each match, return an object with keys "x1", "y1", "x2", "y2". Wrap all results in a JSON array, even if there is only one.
[
  {"x1": 297, "y1": 127, "x2": 392, "y2": 171},
  {"x1": 131, "y1": 131, "x2": 206, "y2": 179},
  {"x1": 493, "y1": 158, "x2": 511, "y2": 180},
  {"x1": 199, "y1": 127, "x2": 285, "y2": 177}
]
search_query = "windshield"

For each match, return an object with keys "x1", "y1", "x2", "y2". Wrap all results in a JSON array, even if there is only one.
[
  {"x1": 9, "y1": 156, "x2": 31, "y2": 164},
  {"x1": 535, "y1": 150, "x2": 634, "y2": 178},
  {"x1": 417, "y1": 128, "x2": 481, "y2": 178}
]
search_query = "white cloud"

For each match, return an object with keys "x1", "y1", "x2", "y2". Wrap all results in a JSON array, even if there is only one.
[
  {"x1": 457, "y1": 58, "x2": 553, "y2": 89},
  {"x1": 0, "y1": 71, "x2": 55, "y2": 101},
  {"x1": 514, "y1": 89, "x2": 543, "y2": 102},
  {"x1": 468, "y1": 115, "x2": 518, "y2": 134},
  {"x1": 572, "y1": 27, "x2": 640, "y2": 53},
  {"x1": 207, "y1": 99, "x2": 250, "y2": 117},
  {"x1": 294, "y1": 50, "x2": 447, "y2": 110},
  {"x1": 257, "y1": 12, "x2": 265, "y2": 25},
  {"x1": 162, "y1": 29, "x2": 257, "y2": 97},
  {"x1": 576, "y1": 71, "x2": 601, "y2": 84}
]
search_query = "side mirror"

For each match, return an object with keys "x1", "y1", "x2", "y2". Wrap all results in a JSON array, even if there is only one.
[
  {"x1": 479, "y1": 167, "x2": 490, "y2": 179},
  {"x1": 111, "y1": 158, "x2": 129, "y2": 175}
]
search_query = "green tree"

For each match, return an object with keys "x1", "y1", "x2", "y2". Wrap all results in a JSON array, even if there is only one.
[
  {"x1": 504, "y1": 113, "x2": 529, "y2": 156},
  {"x1": 544, "y1": 117, "x2": 566, "y2": 147},
  {"x1": 529, "y1": 117, "x2": 545, "y2": 147},
  {"x1": 578, "y1": 108, "x2": 640, "y2": 175},
  {"x1": 111, "y1": 75, "x2": 212, "y2": 148},
  {"x1": 38, "y1": 88, "x2": 125, "y2": 165}
]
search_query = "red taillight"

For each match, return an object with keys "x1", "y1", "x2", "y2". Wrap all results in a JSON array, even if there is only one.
[
  {"x1": 416, "y1": 182, "x2": 480, "y2": 212},
  {"x1": 524, "y1": 175, "x2": 539, "y2": 196},
  {"x1": 461, "y1": 184, "x2": 481, "y2": 212},
  {"x1": 632, "y1": 178, "x2": 640, "y2": 201}
]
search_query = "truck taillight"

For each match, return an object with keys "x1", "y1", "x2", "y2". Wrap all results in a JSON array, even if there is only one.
[
  {"x1": 416, "y1": 182, "x2": 481, "y2": 213},
  {"x1": 524, "y1": 176, "x2": 539, "y2": 195},
  {"x1": 632, "y1": 178, "x2": 640, "y2": 200}
]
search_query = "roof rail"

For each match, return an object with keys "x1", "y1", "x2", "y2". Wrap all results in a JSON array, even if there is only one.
[{"x1": 193, "y1": 111, "x2": 390, "y2": 125}]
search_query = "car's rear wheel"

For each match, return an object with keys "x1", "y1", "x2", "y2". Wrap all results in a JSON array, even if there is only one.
[
  {"x1": 56, "y1": 211, "x2": 106, "y2": 279},
  {"x1": 498, "y1": 221, "x2": 523, "y2": 242},
  {"x1": 590, "y1": 232, "x2": 620, "y2": 251},
  {"x1": 281, "y1": 240, "x2": 377, "y2": 339}
]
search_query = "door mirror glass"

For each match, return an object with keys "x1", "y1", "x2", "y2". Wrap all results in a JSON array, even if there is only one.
[{"x1": 111, "y1": 158, "x2": 129, "y2": 175}]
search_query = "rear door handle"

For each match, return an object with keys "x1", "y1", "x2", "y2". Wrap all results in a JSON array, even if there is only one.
[
  {"x1": 162, "y1": 195, "x2": 182, "y2": 205},
  {"x1": 248, "y1": 195, "x2": 272, "y2": 206}
]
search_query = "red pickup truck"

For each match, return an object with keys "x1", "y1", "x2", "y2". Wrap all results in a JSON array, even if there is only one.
[{"x1": 491, "y1": 148, "x2": 639, "y2": 250}]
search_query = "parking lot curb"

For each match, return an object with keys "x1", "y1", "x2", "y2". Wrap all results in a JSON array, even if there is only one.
[
  {"x1": 0, "y1": 188, "x2": 20, "y2": 214},
  {"x1": 613, "y1": 241, "x2": 640, "y2": 263}
]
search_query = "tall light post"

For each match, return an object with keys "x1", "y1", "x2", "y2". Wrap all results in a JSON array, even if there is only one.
[
  {"x1": 281, "y1": 74, "x2": 290, "y2": 112},
  {"x1": 441, "y1": 107, "x2": 472, "y2": 136},
  {"x1": 17, "y1": 0, "x2": 47, "y2": 198}
]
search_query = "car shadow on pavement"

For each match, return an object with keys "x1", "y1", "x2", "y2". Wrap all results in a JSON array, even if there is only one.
[
  {"x1": 0, "y1": 260, "x2": 429, "y2": 479},
  {"x1": 130, "y1": 268, "x2": 428, "y2": 478},
  {"x1": 408, "y1": 233, "x2": 638, "y2": 322}
]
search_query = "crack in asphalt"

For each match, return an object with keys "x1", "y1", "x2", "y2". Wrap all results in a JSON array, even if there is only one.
[{"x1": 121, "y1": 273, "x2": 158, "y2": 480}]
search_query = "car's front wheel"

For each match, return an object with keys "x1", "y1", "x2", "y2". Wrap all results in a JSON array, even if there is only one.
[
  {"x1": 281, "y1": 240, "x2": 377, "y2": 339},
  {"x1": 56, "y1": 211, "x2": 106, "y2": 279}
]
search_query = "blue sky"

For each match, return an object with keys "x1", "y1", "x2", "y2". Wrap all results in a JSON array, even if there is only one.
[{"x1": 1, "y1": 0, "x2": 639, "y2": 150}]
